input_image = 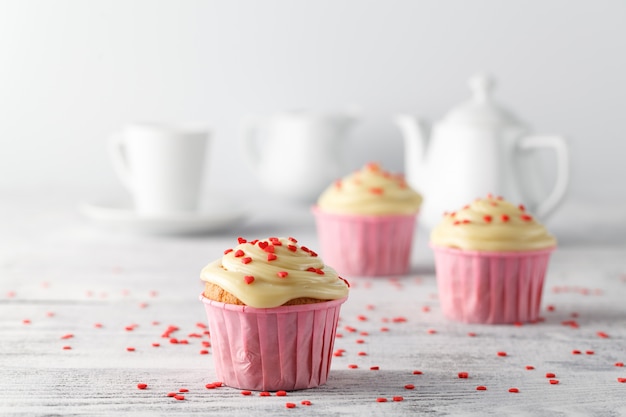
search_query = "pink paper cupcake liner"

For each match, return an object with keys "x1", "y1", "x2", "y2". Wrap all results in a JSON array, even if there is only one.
[
  {"x1": 431, "y1": 245, "x2": 555, "y2": 324},
  {"x1": 312, "y1": 207, "x2": 417, "y2": 277},
  {"x1": 200, "y1": 294, "x2": 347, "y2": 391}
]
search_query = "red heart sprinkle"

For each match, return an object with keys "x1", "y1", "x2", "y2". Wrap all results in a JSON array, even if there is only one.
[
  {"x1": 234, "y1": 250, "x2": 244, "y2": 257},
  {"x1": 267, "y1": 253, "x2": 277, "y2": 261},
  {"x1": 244, "y1": 276, "x2": 255, "y2": 284},
  {"x1": 476, "y1": 386, "x2": 487, "y2": 391},
  {"x1": 258, "y1": 241, "x2": 268, "y2": 249},
  {"x1": 237, "y1": 237, "x2": 246, "y2": 244},
  {"x1": 241, "y1": 257, "x2": 252, "y2": 264},
  {"x1": 277, "y1": 271, "x2": 288, "y2": 278}
]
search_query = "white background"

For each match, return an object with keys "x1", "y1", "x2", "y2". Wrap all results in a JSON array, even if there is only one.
[{"x1": 1, "y1": 0, "x2": 625, "y2": 207}]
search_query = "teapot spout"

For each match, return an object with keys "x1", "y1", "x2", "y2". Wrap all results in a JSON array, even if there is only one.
[{"x1": 395, "y1": 114, "x2": 428, "y2": 193}]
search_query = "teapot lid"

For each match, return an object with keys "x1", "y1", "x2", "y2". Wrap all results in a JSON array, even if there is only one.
[{"x1": 442, "y1": 74, "x2": 523, "y2": 128}]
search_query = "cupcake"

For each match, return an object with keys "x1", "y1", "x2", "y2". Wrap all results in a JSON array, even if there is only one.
[
  {"x1": 199, "y1": 236, "x2": 349, "y2": 391},
  {"x1": 430, "y1": 195, "x2": 556, "y2": 324},
  {"x1": 312, "y1": 162, "x2": 422, "y2": 277}
]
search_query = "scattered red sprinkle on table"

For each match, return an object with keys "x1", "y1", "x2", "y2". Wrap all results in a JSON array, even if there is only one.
[
  {"x1": 586, "y1": 350, "x2": 595, "y2": 355},
  {"x1": 348, "y1": 364, "x2": 358, "y2": 369},
  {"x1": 276, "y1": 391, "x2": 287, "y2": 396},
  {"x1": 46, "y1": 312, "x2": 55, "y2": 317},
  {"x1": 152, "y1": 343, "x2": 160, "y2": 347},
  {"x1": 62, "y1": 346, "x2": 72, "y2": 350},
  {"x1": 526, "y1": 365, "x2": 535, "y2": 370},
  {"x1": 617, "y1": 378, "x2": 626, "y2": 383},
  {"x1": 199, "y1": 350, "x2": 209, "y2": 355},
  {"x1": 597, "y1": 331, "x2": 610, "y2": 338},
  {"x1": 22, "y1": 319, "x2": 31, "y2": 324},
  {"x1": 392, "y1": 396, "x2": 404, "y2": 402},
  {"x1": 357, "y1": 315, "x2": 368, "y2": 321},
  {"x1": 166, "y1": 392, "x2": 176, "y2": 397},
  {"x1": 547, "y1": 305, "x2": 555, "y2": 312},
  {"x1": 376, "y1": 398, "x2": 387, "y2": 403},
  {"x1": 404, "y1": 384, "x2": 415, "y2": 390},
  {"x1": 572, "y1": 350, "x2": 582, "y2": 355},
  {"x1": 476, "y1": 386, "x2": 487, "y2": 391},
  {"x1": 549, "y1": 379, "x2": 559, "y2": 385},
  {"x1": 497, "y1": 351, "x2": 507, "y2": 357},
  {"x1": 94, "y1": 323, "x2": 103, "y2": 328},
  {"x1": 259, "y1": 391, "x2": 271, "y2": 396},
  {"x1": 206, "y1": 384, "x2": 217, "y2": 389},
  {"x1": 458, "y1": 372, "x2": 469, "y2": 379},
  {"x1": 285, "y1": 402, "x2": 296, "y2": 408},
  {"x1": 508, "y1": 388, "x2": 519, "y2": 393},
  {"x1": 137, "y1": 383, "x2": 147, "y2": 390},
  {"x1": 467, "y1": 332, "x2": 476, "y2": 337},
  {"x1": 370, "y1": 366, "x2": 379, "y2": 370},
  {"x1": 427, "y1": 329, "x2": 437, "y2": 334},
  {"x1": 60, "y1": 334, "x2": 74, "y2": 340},
  {"x1": 179, "y1": 388, "x2": 189, "y2": 392},
  {"x1": 126, "y1": 347, "x2": 135, "y2": 352},
  {"x1": 356, "y1": 339, "x2": 365, "y2": 344},
  {"x1": 615, "y1": 362, "x2": 624, "y2": 367},
  {"x1": 546, "y1": 372, "x2": 556, "y2": 378},
  {"x1": 301, "y1": 400, "x2": 312, "y2": 406},
  {"x1": 174, "y1": 395, "x2": 185, "y2": 401},
  {"x1": 241, "y1": 390, "x2": 252, "y2": 396},
  {"x1": 380, "y1": 327, "x2": 389, "y2": 332},
  {"x1": 413, "y1": 370, "x2": 422, "y2": 375}
]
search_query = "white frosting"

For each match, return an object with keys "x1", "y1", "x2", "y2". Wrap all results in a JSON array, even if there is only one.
[
  {"x1": 317, "y1": 162, "x2": 422, "y2": 215},
  {"x1": 201, "y1": 237, "x2": 349, "y2": 308},
  {"x1": 430, "y1": 195, "x2": 556, "y2": 251}
]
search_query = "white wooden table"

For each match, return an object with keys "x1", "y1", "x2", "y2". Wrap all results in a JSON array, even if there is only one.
[{"x1": 1, "y1": 190, "x2": 626, "y2": 416}]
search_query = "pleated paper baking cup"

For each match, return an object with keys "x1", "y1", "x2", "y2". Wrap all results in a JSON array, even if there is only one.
[
  {"x1": 431, "y1": 245, "x2": 555, "y2": 324},
  {"x1": 200, "y1": 295, "x2": 347, "y2": 391},
  {"x1": 312, "y1": 207, "x2": 417, "y2": 277}
]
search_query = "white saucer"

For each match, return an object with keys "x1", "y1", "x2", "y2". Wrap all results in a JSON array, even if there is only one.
[{"x1": 79, "y1": 200, "x2": 248, "y2": 235}]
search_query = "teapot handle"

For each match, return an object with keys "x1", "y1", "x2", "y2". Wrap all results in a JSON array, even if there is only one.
[
  {"x1": 518, "y1": 134, "x2": 569, "y2": 220},
  {"x1": 239, "y1": 116, "x2": 263, "y2": 173}
]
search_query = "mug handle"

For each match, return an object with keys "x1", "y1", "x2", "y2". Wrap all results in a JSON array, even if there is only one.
[
  {"x1": 518, "y1": 134, "x2": 569, "y2": 219},
  {"x1": 239, "y1": 116, "x2": 263, "y2": 173},
  {"x1": 108, "y1": 132, "x2": 134, "y2": 191}
]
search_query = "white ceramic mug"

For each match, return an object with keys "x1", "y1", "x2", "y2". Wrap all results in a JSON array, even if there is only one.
[
  {"x1": 108, "y1": 123, "x2": 210, "y2": 217},
  {"x1": 240, "y1": 111, "x2": 356, "y2": 202}
]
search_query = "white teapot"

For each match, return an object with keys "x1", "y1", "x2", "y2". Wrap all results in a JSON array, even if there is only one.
[
  {"x1": 396, "y1": 74, "x2": 569, "y2": 229},
  {"x1": 241, "y1": 110, "x2": 357, "y2": 203}
]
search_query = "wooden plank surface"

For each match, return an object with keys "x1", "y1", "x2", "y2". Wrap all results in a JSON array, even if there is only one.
[{"x1": 1, "y1": 193, "x2": 626, "y2": 416}]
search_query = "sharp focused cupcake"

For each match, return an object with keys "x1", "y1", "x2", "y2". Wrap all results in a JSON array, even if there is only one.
[
  {"x1": 312, "y1": 162, "x2": 422, "y2": 277},
  {"x1": 199, "y1": 236, "x2": 349, "y2": 391},
  {"x1": 430, "y1": 195, "x2": 556, "y2": 324}
]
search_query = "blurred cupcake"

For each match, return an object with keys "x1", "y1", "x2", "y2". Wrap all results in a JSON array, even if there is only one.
[
  {"x1": 430, "y1": 195, "x2": 556, "y2": 324},
  {"x1": 199, "y1": 236, "x2": 349, "y2": 391},
  {"x1": 312, "y1": 162, "x2": 422, "y2": 277}
]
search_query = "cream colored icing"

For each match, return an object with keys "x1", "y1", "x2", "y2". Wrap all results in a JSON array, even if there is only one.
[
  {"x1": 200, "y1": 237, "x2": 349, "y2": 308},
  {"x1": 317, "y1": 162, "x2": 422, "y2": 215},
  {"x1": 430, "y1": 195, "x2": 556, "y2": 251}
]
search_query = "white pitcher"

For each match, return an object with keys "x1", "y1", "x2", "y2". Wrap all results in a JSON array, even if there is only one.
[
  {"x1": 396, "y1": 74, "x2": 569, "y2": 229},
  {"x1": 241, "y1": 111, "x2": 357, "y2": 202}
]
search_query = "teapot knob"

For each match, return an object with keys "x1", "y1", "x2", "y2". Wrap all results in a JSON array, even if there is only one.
[{"x1": 469, "y1": 74, "x2": 495, "y2": 102}]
